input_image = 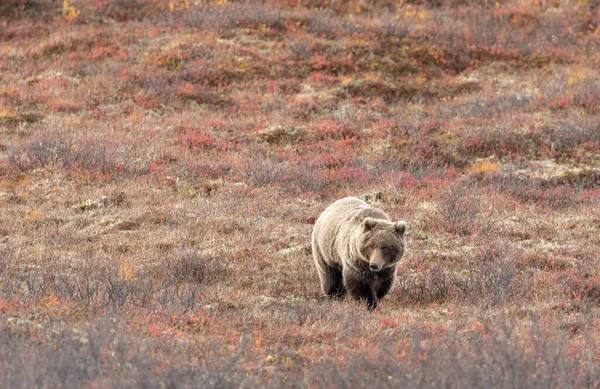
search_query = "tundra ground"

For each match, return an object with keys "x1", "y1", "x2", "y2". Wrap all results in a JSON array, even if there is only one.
[{"x1": 1, "y1": 1, "x2": 600, "y2": 387}]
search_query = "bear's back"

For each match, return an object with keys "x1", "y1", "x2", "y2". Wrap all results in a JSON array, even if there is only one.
[
  {"x1": 312, "y1": 197, "x2": 371, "y2": 267},
  {"x1": 314, "y1": 197, "x2": 370, "y2": 230}
]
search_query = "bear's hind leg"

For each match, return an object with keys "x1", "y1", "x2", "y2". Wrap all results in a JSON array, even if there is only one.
[
  {"x1": 312, "y1": 247, "x2": 346, "y2": 298},
  {"x1": 322, "y1": 268, "x2": 345, "y2": 298}
]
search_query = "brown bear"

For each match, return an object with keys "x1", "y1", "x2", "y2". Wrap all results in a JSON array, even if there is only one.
[{"x1": 311, "y1": 197, "x2": 407, "y2": 310}]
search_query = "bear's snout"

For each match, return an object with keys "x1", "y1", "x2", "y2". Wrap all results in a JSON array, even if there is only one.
[
  {"x1": 368, "y1": 248, "x2": 387, "y2": 272},
  {"x1": 369, "y1": 263, "x2": 382, "y2": 272}
]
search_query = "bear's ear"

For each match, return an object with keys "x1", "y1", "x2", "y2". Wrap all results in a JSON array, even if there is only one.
[
  {"x1": 363, "y1": 217, "x2": 378, "y2": 230},
  {"x1": 395, "y1": 221, "x2": 407, "y2": 235}
]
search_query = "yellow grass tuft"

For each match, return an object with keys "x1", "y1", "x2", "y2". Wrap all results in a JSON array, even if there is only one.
[
  {"x1": 119, "y1": 258, "x2": 137, "y2": 281},
  {"x1": 62, "y1": 0, "x2": 81, "y2": 22},
  {"x1": 23, "y1": 209, "x2": 41, "y2": 222},
  {"x1": 0, "y1": 107, "x2": 16, "y2": 119},
  {"x1": 469, "y1": 159, "x2": 500, "y2": 178}
]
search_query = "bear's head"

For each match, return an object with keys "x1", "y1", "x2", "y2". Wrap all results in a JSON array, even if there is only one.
[{"x1": 360, "y1": 217, "x2": 407, "y2": 272}]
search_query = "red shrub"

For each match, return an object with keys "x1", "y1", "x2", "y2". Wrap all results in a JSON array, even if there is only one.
[
  {"x1": 327, "y1": 166, "x2": 369, "y2": 184},
  {"x1": 179, "y1": 127, "x2": 232, "y2": 152},
  {"x1": 313, "y1": 120, "x2": 361, "y2": 141}
]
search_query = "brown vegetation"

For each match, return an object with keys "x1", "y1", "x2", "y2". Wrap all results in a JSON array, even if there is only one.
[{"x1": 1, "y1": 0, "x2": 600, "y2": 387}]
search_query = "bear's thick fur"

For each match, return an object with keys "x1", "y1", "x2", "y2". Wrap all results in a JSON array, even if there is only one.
[{"x1": 311, "y1": 197, "x2": 407, "y2": 310}]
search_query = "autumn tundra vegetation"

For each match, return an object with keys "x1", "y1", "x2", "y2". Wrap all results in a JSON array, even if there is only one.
[{"x1": 1, "y1": 0, "x2": 600, "y2": 387}]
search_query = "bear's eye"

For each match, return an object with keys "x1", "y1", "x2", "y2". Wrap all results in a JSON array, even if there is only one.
[{"x1": 381, "y1": 247, "x2": 396, "y2": 257}]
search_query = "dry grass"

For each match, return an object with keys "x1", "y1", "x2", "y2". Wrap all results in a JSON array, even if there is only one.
[{"x1": 2, "y1": 0, "x2": 600, "y2": 387}]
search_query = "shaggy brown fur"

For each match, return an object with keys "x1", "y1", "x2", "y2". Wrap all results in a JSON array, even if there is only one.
[{"x1": 311, "y1": 197, "x2": 407, "y2": 310}]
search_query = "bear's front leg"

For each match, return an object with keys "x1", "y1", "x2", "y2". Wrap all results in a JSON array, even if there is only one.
[
  {"x1": 376, "y1": 272, "x2": 396, "y2": 300},
  {"x1": 343, "y1": 267, "x2": 378, "y2": 310}
]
